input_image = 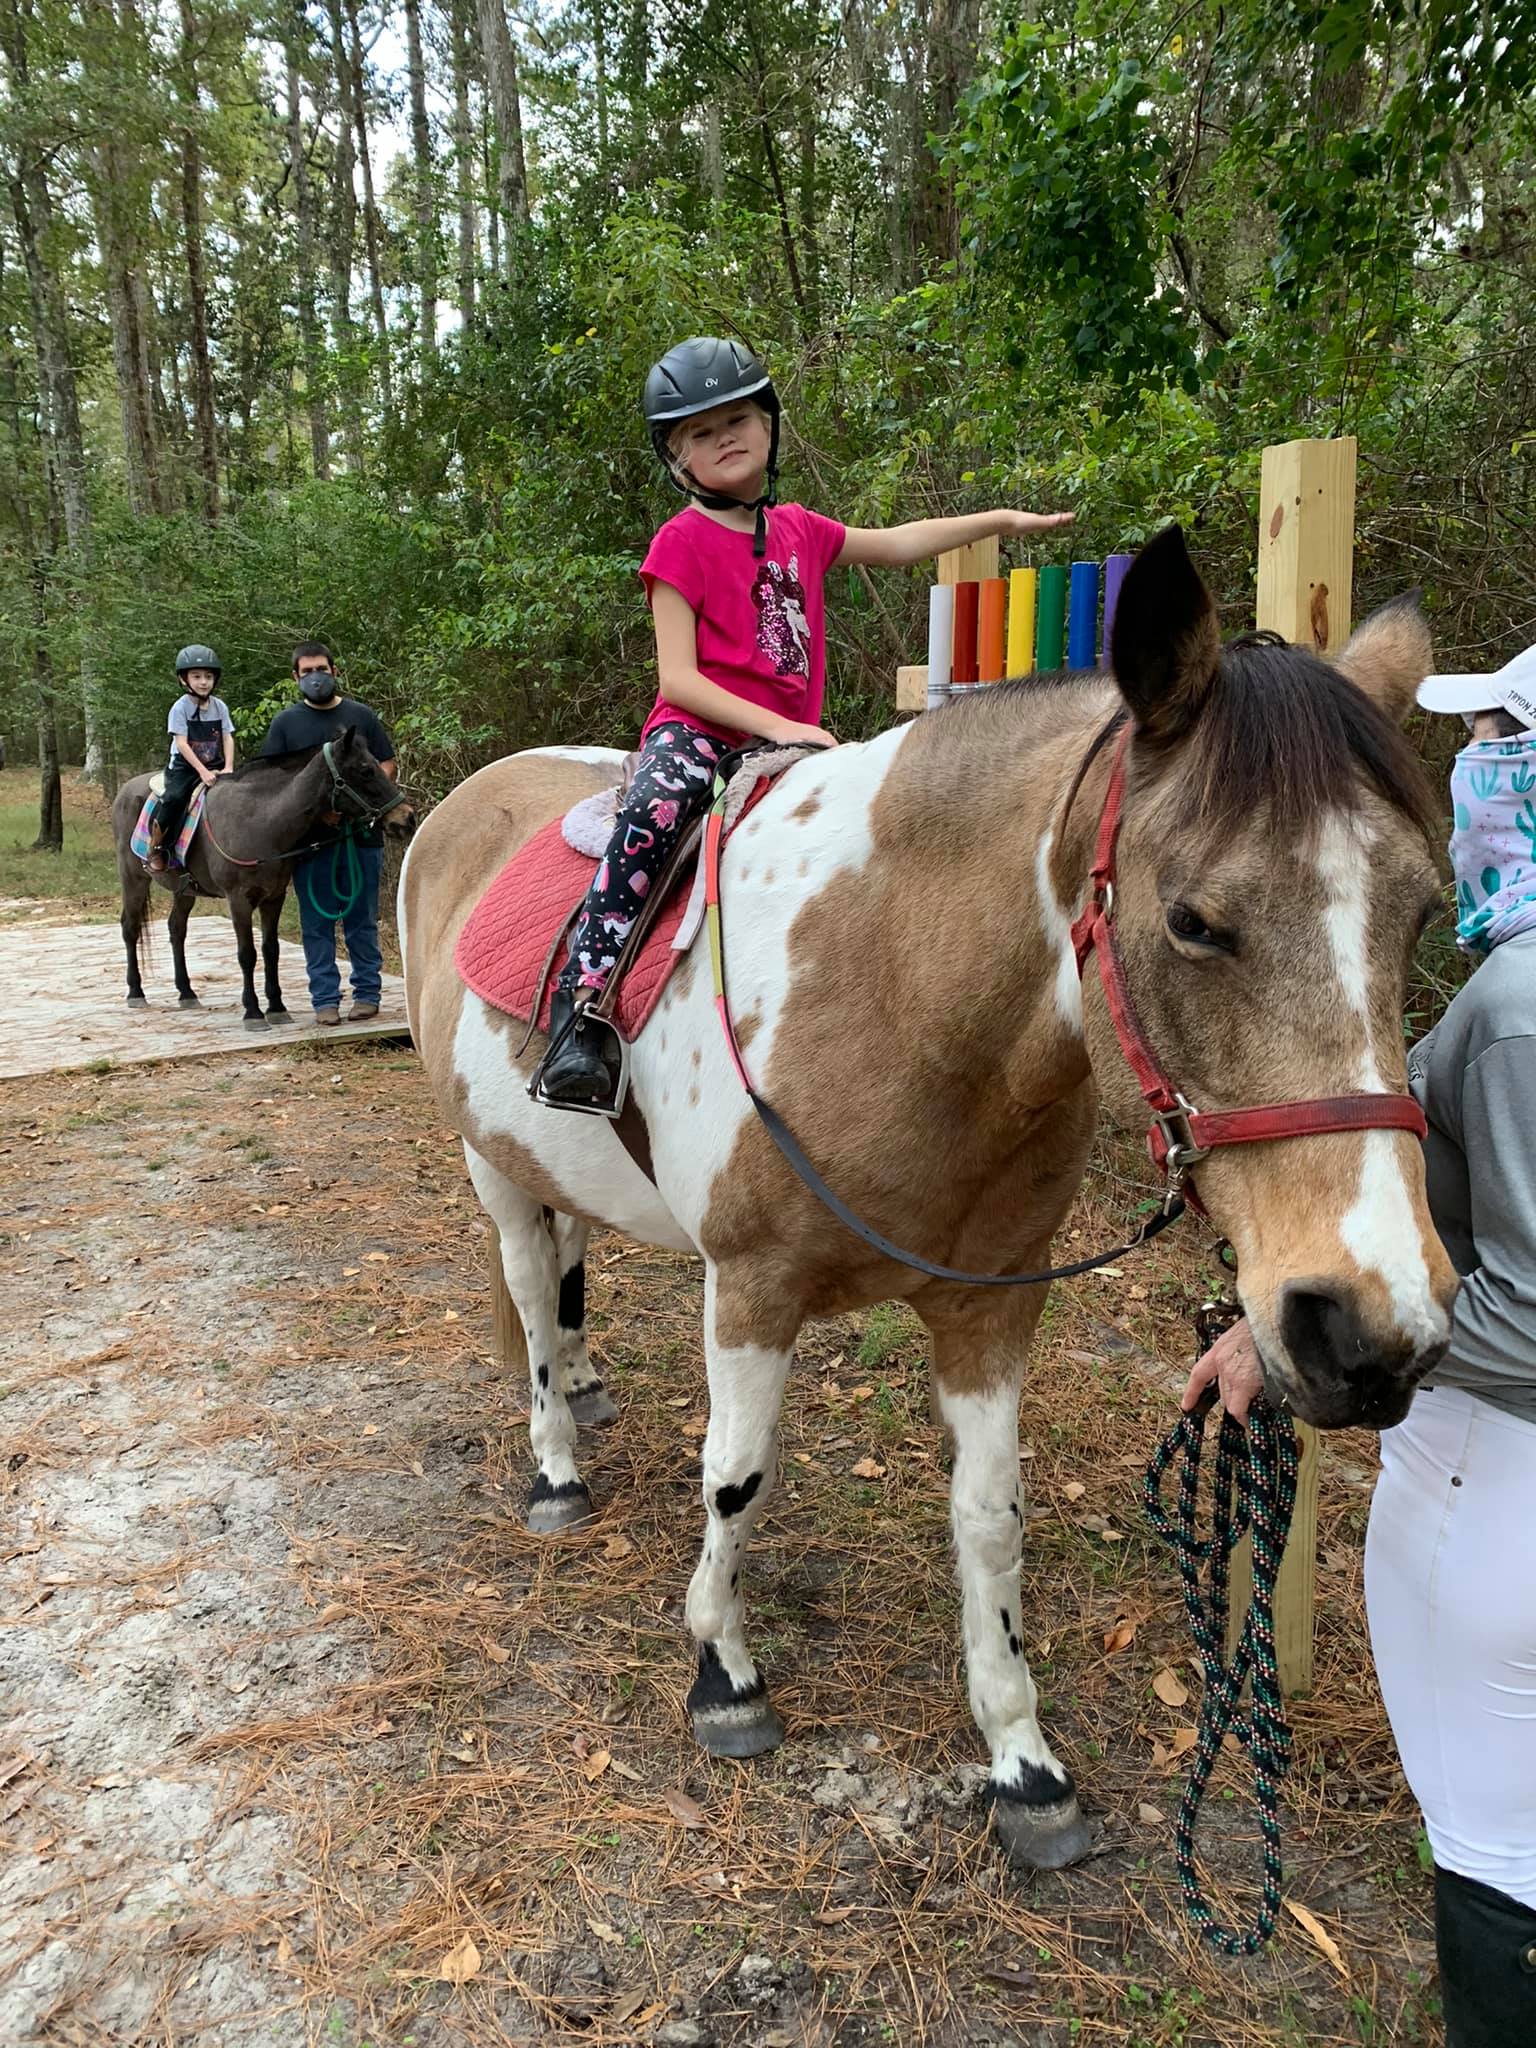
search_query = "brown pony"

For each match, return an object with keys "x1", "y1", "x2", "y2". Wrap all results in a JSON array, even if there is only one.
[
  {"x1": 113, "y1": 728, "x2": 413, "y2": 1027},
  {"x1": 400, "y1": 528, "x2": 1457, "y2": 1871}
]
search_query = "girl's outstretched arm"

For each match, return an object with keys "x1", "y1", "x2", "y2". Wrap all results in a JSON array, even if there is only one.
[
  {"x1": 651, "y1": 581, "x2": 836, "y2": 747},
  {"x1": 837, "y1": 508, "x2": 1075, "y2": 569}
]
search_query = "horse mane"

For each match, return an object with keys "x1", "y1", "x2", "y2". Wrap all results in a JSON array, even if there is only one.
[
  {"x1": 951, "y1": 637, "x2": 1439, "y2": 843},
  {"x1": 229, "y1": 745, "x2": 325, "y2": 783}
]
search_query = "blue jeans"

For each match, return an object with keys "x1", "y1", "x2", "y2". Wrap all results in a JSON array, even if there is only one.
[{"x1": 294, "y1": 843, "x2": 384, "y2": 1011}]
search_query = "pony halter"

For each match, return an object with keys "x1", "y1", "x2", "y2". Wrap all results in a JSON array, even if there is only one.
[{"x1": 1069, "y1": 728, "x2": 1428, "y2": 1199}]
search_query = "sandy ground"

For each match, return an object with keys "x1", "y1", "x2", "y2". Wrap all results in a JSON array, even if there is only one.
[{"x1": 0, "y1": 1045, "x2": 1442, "y2": 2048}]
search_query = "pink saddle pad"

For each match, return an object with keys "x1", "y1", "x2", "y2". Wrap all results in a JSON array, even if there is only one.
[{"x1": 454, "y1": 817, "x2": 695, "y2": 1044}]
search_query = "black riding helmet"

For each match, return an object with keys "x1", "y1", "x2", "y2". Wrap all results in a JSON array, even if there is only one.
[
  {"x1": 175, "y1": 643, "x2": 221, "y2": 688},
  {"x1": 644, "y1": 337, "x2": 781, "y2": 557}
]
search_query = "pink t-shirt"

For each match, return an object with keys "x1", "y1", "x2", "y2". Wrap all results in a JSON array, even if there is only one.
[{"x1": 639, "y1": 502, "x2": 847, "y2": 745}]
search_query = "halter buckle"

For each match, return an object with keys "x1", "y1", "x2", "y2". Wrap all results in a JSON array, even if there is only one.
[{"x1": 1152, "y1": 1096, "x2": 1210, "y2": 1179}]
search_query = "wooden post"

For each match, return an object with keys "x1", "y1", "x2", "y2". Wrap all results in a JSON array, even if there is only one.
[
  {"x1": 1256, "y1": 436, "x2": 1357, "y2": 655},
  {"x1": 487, "y1": 1220, "x2": 528, "y2": 1376},
  {"x1": 1225, "y1": 435, "x2": 1358, "y2": 1696}
]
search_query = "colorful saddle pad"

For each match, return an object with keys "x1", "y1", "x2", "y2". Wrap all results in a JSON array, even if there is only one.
[
  {"x1": 129, "y1": 782, "x2": 207, "y2": 868},
  {"x1": 455, "y1": 816, "x2": 694, "y2": 1043}
]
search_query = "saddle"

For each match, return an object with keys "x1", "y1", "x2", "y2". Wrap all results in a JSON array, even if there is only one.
[
  {"x1": 454, "y1": 745, "x2": 811, "y2": 1104},
  {"x1": 129, "y1": 781, "x2": 208, "y2": 872}
]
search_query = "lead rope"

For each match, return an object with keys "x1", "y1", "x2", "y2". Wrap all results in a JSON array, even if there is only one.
[
  {"x1": 296, "y1": 823, "x2": 364, "y2": 922},
  {"x1": 1143, "y1": 1305, "x2": 1299, "y2": 1955}
]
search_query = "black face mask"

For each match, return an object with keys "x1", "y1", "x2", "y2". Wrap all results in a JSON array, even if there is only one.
[{"x1": 297, "y1": 670, "x2": 337, "y2": 705}]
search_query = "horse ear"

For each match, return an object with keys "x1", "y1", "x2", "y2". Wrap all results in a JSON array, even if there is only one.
[
  {"x1": 1333, "y1": 592, "x2": 1432, "y2": 727},
  {"x1": 1109, "y1": 524, "x2": 1221, "y2": 743}
]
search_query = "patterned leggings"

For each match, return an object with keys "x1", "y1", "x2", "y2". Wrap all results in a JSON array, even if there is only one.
[{"x1": 558, "y1": 724, "x2": 729, "y2": 996}]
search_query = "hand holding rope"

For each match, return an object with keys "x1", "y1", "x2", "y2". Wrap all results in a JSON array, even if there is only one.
[{"x1": 1143, "y1": 1303, "x2": 1300, "y2": 1955}]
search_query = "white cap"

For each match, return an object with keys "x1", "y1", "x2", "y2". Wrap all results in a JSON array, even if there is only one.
[{"x1": 1417, "y1": 644, "x2": 1536, "y2": 727}]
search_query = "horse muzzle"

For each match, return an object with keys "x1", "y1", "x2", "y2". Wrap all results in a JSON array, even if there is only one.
[
  {"x1": 385, "y1": 802, "x2": 418, "y2": 839},
  {"x1": 1264, "y1": 1278, "x2": 1451, "y2": 1430}
]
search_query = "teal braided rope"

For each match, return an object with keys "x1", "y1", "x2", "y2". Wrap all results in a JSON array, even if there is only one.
[
  {"x1": 1144, "y1": 1377, "x2": 1299, "y2": 1955},
  {"x1": 296, "y1": 826, "x2": 363, "y2": 923}
]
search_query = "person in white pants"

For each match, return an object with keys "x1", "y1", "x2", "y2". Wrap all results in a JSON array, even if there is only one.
[{"x1": 1186, "y1": 665, "x2": 1536, "y2": 2048}]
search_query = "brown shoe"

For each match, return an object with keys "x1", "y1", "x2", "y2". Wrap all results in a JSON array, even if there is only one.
[
  {"x1": 144, "y1": 849, "x2": 168, "y2": 874},
  {"x1": 313, "y1": 1006, "x2": 341, "y2": 1027},
  {"x1": 348, "y1": 1001, "x2": 380, "y2": 1022}
]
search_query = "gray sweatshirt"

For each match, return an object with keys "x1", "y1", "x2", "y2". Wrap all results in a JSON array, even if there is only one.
[{"x1": 1408, "y1": 927, "x2": 1536, "y2": 1424}]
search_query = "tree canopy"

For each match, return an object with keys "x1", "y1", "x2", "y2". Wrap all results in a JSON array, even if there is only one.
[{"x1": 3, "y1": 0, "x2": 1534, "y2": 837}]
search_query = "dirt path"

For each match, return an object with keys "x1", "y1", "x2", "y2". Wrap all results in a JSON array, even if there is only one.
[{"x1": 1, "y1": 1046, "x2": 1439, "y2": 2047}]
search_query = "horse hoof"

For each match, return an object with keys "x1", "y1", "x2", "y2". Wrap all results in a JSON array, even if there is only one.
[
  {"x1": 266, "y1": 1007, "x2": 290, "y2": 1022},
  {"x1": 178, "y1": 996, "x2": 204, "y2": 1010},
  {"x1": 990, "y1": 1779, "x2": 1093, "y2": 1871},
  {"x1": 525, "y1": 1474, "x2": 595, "y2": 1533},
  {"x1": 568, "y1": 1384, "x2": 619, "y2": 1428},
  {"x1": 126, "y1": 995, "x2": 148, "y2": 1009},
  {"x1": 243, "y1": 1015, "x2": 271, "y2": 1033},
  {"x1": 692, "y1": 1699, "x2": 785, "y2": 1758}
]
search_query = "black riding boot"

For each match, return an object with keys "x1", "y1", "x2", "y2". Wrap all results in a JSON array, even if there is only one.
[
  {"x1": 538, "y1": 988, "x2": 615, "y2": 1107},
  {"x1": 1435, "y1": 1865, "x2": 1536, "y2": 2048}
]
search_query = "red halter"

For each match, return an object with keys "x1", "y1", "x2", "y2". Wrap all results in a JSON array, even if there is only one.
[{"x1": 1068, "y1": 728, "x2": 1428, "y2": 1196}]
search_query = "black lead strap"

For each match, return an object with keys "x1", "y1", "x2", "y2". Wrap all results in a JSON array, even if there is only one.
[{"x1": 745, "y1": 1083, "x2": 1186, "y2": 1286}]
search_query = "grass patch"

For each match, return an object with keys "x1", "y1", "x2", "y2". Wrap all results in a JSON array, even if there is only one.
[{"x1": 0, "y1": 767, "x2": 119, "y2": 907}]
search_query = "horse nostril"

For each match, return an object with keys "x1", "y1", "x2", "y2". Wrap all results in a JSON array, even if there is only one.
[{"x1": 1279, "y1": 1284, "x2": 1361, "y2": 1378}]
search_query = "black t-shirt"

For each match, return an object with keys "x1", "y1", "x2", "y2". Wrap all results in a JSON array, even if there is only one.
[{"x1": 261, "y1": 697, "x2": 397, "y2": 849}]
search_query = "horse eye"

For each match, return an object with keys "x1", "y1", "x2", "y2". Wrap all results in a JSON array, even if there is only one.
[{"x1": 1167, "y1": 902, "x2": 1220, "y2": 946}]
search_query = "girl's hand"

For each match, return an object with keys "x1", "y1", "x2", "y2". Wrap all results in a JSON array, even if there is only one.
[
  {"x1": 774, "y1": 721, "x2": 838, "y2": 749},
  {"x1": 1000, "y1": 509, "x2": 1076, "y2": 536},
  {"x1": 1181, "y1": 1316, "x2": 1265, "y2": 1424},
  {"x1": 199, "y1": 767, "x2": 219, "y2": 786}
]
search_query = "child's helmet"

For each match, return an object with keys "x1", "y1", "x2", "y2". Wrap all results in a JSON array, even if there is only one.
[
  {"x1": 643, "y1": 338, "x2": 781, "y2": 555},
  {"x1": 175, "y1": 644, "x2": 221, "y2": 680}
]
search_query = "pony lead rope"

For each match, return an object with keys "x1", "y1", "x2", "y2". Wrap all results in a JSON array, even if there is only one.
[{"x1": 1144, "y1": 1303, "x2": 1299, "y2": 1955}]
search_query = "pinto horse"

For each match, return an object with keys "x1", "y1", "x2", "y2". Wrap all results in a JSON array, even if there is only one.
[{"x1": 401, "y1": 528, "x2": 1457, "y2": 1872}]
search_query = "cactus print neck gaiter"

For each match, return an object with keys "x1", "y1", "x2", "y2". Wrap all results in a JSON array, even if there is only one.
[{"x1": 1449, "y1": 735, "x2": 1536, "y2": 955}]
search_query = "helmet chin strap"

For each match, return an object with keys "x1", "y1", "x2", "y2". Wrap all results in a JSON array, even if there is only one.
[{"x1": 679, "y1": 466, "x2": 778, "y2": 556}]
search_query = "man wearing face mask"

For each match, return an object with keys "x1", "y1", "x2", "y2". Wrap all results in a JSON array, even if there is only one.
[
  {"x1": 259, "y1": 642, "x2": 398, "y2": 1026},
  {"x1": 1184, "y1": 650, "x2": 1536, "y2": 2048}
]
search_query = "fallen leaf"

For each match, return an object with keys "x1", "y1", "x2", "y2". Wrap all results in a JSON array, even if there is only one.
[
  {"x1": 583, "y1": 1748, "x2": 611, "y2": 1781},
  {"x1": 602, "y1": 1533, "x2": 634, "y2": 1561},
  {"x1": 342, "y1": 1267, "x2": 360, "y2": 1277},
  {"x1": 1062, "y1": 1480, "x2": 1087, "y2": 1502},
  {"x1": 1169, "y1": 1726, "x2": 1199, "y2": 1757},
  {"x1": 362, "y1": 1423, "x2": 378, "y2": 1437},
  {"x1": 1284, "y1": 1898, "x2": 1349, "y2": 1978},
  {"x1": 483, "y1": 1640, "x2": 511, "y2": 1665},
  {"x1": 443, "y1": 1309, "x2": 460, "y2": 1322},
  {"x1": 317, "y1": 1602, "x2": 349, "y2": 1625},
  {"x1": 1137, "y1": 1801, "x2": 1166, "y2": 1825},
  {"x1": 78, "y1": 1418, "x2": 99, "y2": 1438},
  {"x1": 437, "y1": 1932, "x2": 481, "y2": 1984},
  {"x1": 850, "y1": 1456, "x2": 886, "y2": 1480},
  {"x1": 364, "y1": 1251, "x2": 390, "y2": 1263},
  {"x1": 681, "y1": 1415, "x2": 708, "y2": 1438},
  {"x1": 1152, "y1": 1667, "x2": 1190, "y2": 1708},
  {"x1": 662, "y1": 1788, "x2": 708, "y2": 1827},
  {"x1": 227, "y1": 1676, "x2": 250, "y2": 1696},
  {"x1": 812, "y1": 1904, "x2": 855, "y2": 1925},
  {"x1": 612, "y1": 1990, "x2": 648, "y2": 2024},
  {"x1": 608, "y1": 1757, "x2": 642, "y2": 1781},
  {"x1": 1103, "y1": 1620, "x2": 1137, "y2": 1654},
  {"x1": 275, "y1": 1935, "x2": 294, "y2": 1969},
  {"x1": 91, "y1": 1773, "x2": 129, "y2": 1789},
  {"x1": 1150, "y1": 1740, "x2": 1171, "y2": 1768},
  {"x1": 981, "y1": 1965, "x2": 1037, "y2": 1991},
  {"x1": 587, "y1": 1916, "x2": 623, "y2": 1947},
  {"x1": 1081, "y1": 1515, "x2": 1122, "y2": 1540}
]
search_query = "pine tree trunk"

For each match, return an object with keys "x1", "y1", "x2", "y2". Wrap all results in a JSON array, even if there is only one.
[
  {"x1": 177, "y1": 0, "x2": 221, "y2": 518},
  {"x1": 323, "y1": 0, "x2": 366, "y2": 470},
  {"x1": 343, "y1": 0, "x2": 393, "y2": 407},
  {"x1": 404, "y1": 0, "x2": 437, "y2": 362},
  {"x1": 2, "y1": 0, "x2": 102, "y2": 781},
  {"x1": 451, "y1": 0, "x2": 478, "y2": 329},
  {"x1": 919, "y1": 0, "x2": 979, "y2": 264},
  {"x1": 474, "y1": 0, "x2": 529, "y2": 253},
  {"x1": 286, "y1": 27, "x2": 332, "y2": 477},
  {"x1": 592, "y1": 0, "x2": 609, "y2": 159},
  {"x1": 94, "y1": 160, "x2": 168, "y2": 516},
  {"x1": 30, "y1": 559, "x2": 63, "y2": 850}
]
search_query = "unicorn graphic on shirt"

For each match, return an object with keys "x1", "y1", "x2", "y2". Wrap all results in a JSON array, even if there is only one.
[{"x1": 752, "y1": 554, "x2": 812, "y2": 679}]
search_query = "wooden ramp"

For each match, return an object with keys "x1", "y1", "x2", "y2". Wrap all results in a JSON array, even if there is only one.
[{"x1": 0, "y1": 918, "x2": 409, "y2": 1080}]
